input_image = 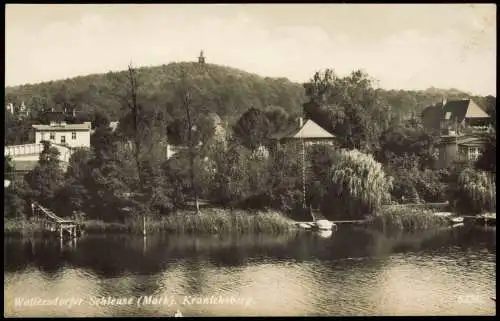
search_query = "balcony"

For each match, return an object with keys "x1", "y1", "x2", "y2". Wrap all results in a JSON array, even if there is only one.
[
  {"x1": 458, "y1": 146, "x2": 482, "y2": 162},
  {"x1": 4, "y1": 143, "x2": 44, "y2": 157}
]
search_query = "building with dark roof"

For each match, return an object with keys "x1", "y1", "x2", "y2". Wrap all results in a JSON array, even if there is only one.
[
  {"x1": 422, "y1": 98, "x2": 493, "y2": 168},
  {"x1": 422, "y1": 98, "x2": 491, "y2": 135}
]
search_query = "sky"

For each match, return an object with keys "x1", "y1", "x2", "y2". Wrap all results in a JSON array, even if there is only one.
[{"x1": 5, "y1": 4, "x2": 497, "y2": 96}]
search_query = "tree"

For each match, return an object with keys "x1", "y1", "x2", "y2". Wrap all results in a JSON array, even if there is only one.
[
  {"x1": 451, "y1": 168, "x2": 496, "y2": 214},
  {"x1": 303, "y1": 70, "x2": 391, "y2": 152},
  {"x1": 86, "y1": 140, "x2": 137, "y2": 221},
  {"x1": 233, "y1": 107, "x2": 271, "y2": 150},
  {"x1": 4, "y1": 178, "x2": 30, "y2": 219},
  {"x1": 263, "y1": 106, "x2": 293, "y2": 138},
  {"x1": 25, "y1": 141, "x2": 65, "y2": 205},
  {"x1": 5, "y1": 155, "x2": 14, "y2": 173},
  {"x1": 306, "y1": 144, "x2": 340, "y2": 209},
  {"x1": 61, "y1": 147, "x2": 94, "y2": 215},
  {"x1": 475, "y1": 130, "x2": 496, "y2": 176},
  {"x1": 267, "y1": 142, "x2": 303, "y2": 215},
  {"x1": 179, "y1": 67, "x2": 201, "y2": 214},
  {"x1": 124, "y1": 63, "x2": 142, "y2": 188},
  {"x1": 92, "y1": 111, "x2": 111, "y2": 129},
  {"x1": 324, "y1": 149, "x2": 393, "y2": 220},
  {"x1": 166, "y1": 113, "x2": 216, "y2": 147},
  {"x1": 377, "y1": 118, "x2": 438, "y2": 170}
]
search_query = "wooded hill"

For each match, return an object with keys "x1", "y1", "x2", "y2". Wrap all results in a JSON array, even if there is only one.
[{"x1": 4, "y1": 61, "x2": 496, "y2": 126}]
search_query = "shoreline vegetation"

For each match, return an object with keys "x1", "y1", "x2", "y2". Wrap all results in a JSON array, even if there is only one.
[
  {"x1": 4, "y1": 65, "x2": 496, "y2": 236},
  {"x1": 4, "y1": 209, "x2": 298, "y2": 237},
  {"x1": 4, "y1": 205, "x2": 463, "y2": 237}
]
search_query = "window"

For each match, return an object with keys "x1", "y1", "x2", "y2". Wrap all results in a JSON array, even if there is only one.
[
  {"x1": 468, "y1": 147, "x2": 480, "y2": 161},
  {"x1": 72, "y1": 132, "x2": 77, "y2": 140},
  {"x1": 459, "y1": 147, "x2": 468, "y2": 160},
  {"x1": 50, "y1": 132, "x2": 55, "y2": 140},
  {"x1": 61, "y1": 135, "x2": 66, "y2": 144}
]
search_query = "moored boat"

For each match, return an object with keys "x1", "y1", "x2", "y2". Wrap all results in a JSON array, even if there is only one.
[
  {"x1": 315, "y1": 219, "x2": 335, "y2": 231},
  {"x1": 449, "y1": 216, "x2": 464, "y2": 224},
  {"x1": 434, "y1": 212, "x2": 453, "y2": 218},
  {"x1": 298, "y1": 222, "x2": 313, "y2": 230},
  {"x1": 477, "y1": 212, "x2": 496, "y2": 226}
]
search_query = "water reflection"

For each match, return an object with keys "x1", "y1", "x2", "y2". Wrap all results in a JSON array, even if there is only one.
[{"x1": 4, "y1": 225, "x2": 496, "y2": 316}]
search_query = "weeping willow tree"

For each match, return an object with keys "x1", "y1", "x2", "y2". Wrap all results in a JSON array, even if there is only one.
[
  {"x1": 322, "y1": 149, "x2": 393, "y2": 220},
  {"x1": 453, "y1": 168, "x2": 496, "y2": 214}
]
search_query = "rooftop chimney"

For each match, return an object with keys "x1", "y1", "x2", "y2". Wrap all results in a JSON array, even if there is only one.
[{"x1": 299, "y1": 117, "x2": 304, "y2": 128}]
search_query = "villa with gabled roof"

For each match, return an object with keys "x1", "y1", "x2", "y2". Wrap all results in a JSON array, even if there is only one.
[
  {"x1": 422, "y1": 98, "x2": 491, "y2": 136},
  {"x1": 421, "y1": 98, "x2": 493, "y2": 169}
]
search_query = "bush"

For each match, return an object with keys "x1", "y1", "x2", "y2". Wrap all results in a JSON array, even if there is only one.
[
  {"x1": 368, "y1": 206, "x2": 449, "y2": 231},
  {"x1": 3, "y1": 178, "x2": 30, "y2": 219},
  {"x1": 389, "y1": 168, "x2": 449, "y2": 204}
]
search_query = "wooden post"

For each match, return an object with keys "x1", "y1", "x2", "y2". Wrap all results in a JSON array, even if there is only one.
[
  {"x1": 59, "y1": 225, "x2": 63, "y2": 239},
  {"x1": 143, "y1": 215, "x2": 147, "y2": 237}
]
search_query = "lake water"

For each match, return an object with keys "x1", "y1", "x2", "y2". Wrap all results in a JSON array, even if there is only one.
[{"x1": 4, "y1": 225, "x2": 496, "y2": 317}]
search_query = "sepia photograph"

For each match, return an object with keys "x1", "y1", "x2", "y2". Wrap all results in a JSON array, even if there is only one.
[{"x1": 4, "y1": 3, "x2": 496, "y2": 317}]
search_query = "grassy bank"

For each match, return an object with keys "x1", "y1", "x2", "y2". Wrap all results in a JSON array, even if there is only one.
[
  {"x1": 367, "y1": 206, "x2": 449, "y2": 231},
  {"x1": 5, "y1": 209, "x2": 297, "y2": 236}
]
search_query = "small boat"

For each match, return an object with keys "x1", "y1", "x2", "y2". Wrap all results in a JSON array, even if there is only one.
[
  {"x1": 315, "y1": 219, "x2": 335, "y2": 231},
  {"x1": 298, "y1": 222, "x2": 313, "y2": 230},
  {"x1": 449, "y1": 216, "x2": 464, "y2": 224},
  {"x1": 434, "y1": 212, "x2": 453, "y2": 218},
  {"x1": 477, "y1": 213, "x2": 496, "y2": 226}
]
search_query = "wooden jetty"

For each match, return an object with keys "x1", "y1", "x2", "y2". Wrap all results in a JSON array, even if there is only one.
[{"x1": 31, "y1": 201, "x2": 82, "y2": 239}]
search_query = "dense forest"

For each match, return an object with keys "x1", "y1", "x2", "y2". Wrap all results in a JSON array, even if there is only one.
[{"x1": 4, "y1": 62, "x2": 497, "y2": 224}]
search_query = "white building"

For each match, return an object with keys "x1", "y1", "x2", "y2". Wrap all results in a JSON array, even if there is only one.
[
  {"x1": 32, "y1": 121, "x2": 92, "y2": 148},
  {"x1": 5, "y1": 120, "x2": 92, "y2": 173}
]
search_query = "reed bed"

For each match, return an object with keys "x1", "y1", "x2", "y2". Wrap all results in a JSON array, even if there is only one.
[
  {"x1": 367, "y1": 206, "x2": 449, "y2": 231},
  {"x1": 123, "y1": 208, "x2": 296, "y2": 235},
  {"x1": 82, "y1": 220, "x2": 130, "y2": 234},
  {"x1": 11, "y1": 209, "x2": 296, "y2": 235}
]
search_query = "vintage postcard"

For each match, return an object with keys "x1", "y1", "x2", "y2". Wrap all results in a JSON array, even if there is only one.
[{"x1": 4, "y1": 3, "x2": 496, "y2": 317}]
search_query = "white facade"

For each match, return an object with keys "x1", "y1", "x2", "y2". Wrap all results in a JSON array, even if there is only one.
[
  {"x1": 33, "y1": 122, "x2": 92, "y2": 148},
  {"x1": 5, "y1": 143, "x2": 73, "y2": 163}
]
